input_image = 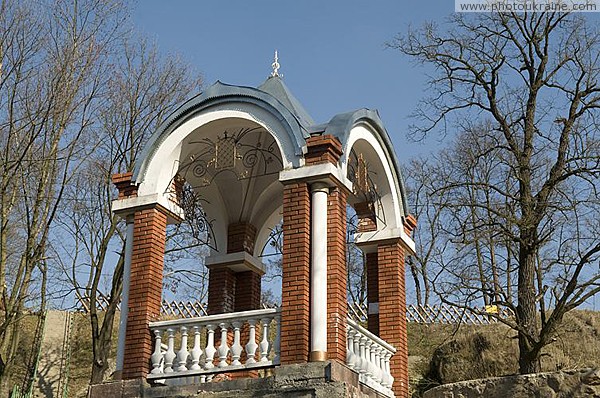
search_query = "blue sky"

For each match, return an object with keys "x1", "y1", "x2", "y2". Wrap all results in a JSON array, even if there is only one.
[
  {"x1": 131, "y1": 2, "x2": 600, "y2": 309},
  {"x1": 132, "y1": 1, "x2": 453, "y2": 302},
  {"x1": 132, "y1": 1, "x2": 453, "y2": 162}
]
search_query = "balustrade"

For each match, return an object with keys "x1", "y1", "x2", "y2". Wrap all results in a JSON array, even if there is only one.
[
  {"x1": 148, "y1": 308, "x2": 395, "y2": 397},
  {"x1": 346, "y1": 318, "x2": 396, "y2": 398},
  {"x1": 148, "y1": 308, "x2": 281, "y2": 380}
]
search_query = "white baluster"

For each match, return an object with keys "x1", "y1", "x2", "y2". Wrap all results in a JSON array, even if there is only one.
[
  {"x1": 365, "y1": 340, "x2": 375, "y2": 379},
  {"x1": 379, "y1": 347, "x2": 388, "y2": 385},
  {"x1": 372, "y1": 344, "x2": 383, "y2": 384},
  {"x1": 245, "y1": 319, "x2": 258, "y2": 364},
  {"x1": 358, "y1": 334, "x2": 368, "y2": 375},
  {"x1": 273, "y1": 315, "x2": 281, "y2": 364},
  {"x1": 190, "y1": 325, "x2": 202, "y2": 370},
  {"x1": 217, "y1": 322, "x2": 230, "y2": 368},
  {"x1": 164, "y1": 328, "x2": 176, "y2": 373},
  {"x1": 150, "y1": 329, "x2": 163, "y2": 374},
  {"x1": 259, "y1": 318, "x2": 270, "y2": 362},
  {"x1": 383, "y1": 352, "x2": 393, "y2": 388},
  {"x1": 231, "y1": 321, "x2": 243, "y2": 366},
  {"x1": 346, "y1": 328, "x2": 356, "y2": 370},
  {"x1": 353, "y1": 329, "x2": 361, "y2": 372},
  {"x1": 204, "y1": 324, "x2": 216, "y2": 369},
  {"x1": 176, "y1": 326, "x2": 189, "y2": 371}
]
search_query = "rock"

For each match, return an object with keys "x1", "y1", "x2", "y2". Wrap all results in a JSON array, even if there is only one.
[
  {"x1": 583, "y1": 369, "x2": 600, "y2": 386},
  {"x1": 423, "y1": 368, "x2": 600, "y2": 398}
]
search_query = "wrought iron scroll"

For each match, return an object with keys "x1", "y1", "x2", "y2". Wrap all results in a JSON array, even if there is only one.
[
  {"x1": 167, "y1": 182, "x2": 218, "y2": 251},
  {"x1": 177, "y1": 127, "x2": 283, "y2": 189}
]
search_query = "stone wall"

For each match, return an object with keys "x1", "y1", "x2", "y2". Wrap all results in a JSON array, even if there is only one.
[
  {"x1": 88, "y1": 362, "x2": 389, "y2": 398},
  {"x1": 423, "y1": 368, "x2": 600, "y2": 398}
]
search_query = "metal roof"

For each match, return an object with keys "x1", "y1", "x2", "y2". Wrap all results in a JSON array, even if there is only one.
[
  {"x1": 257, "y1": 76, "x2": 315, "y2": 129},
  {"x1": 132, "y1": 77, "x2": 409, "y2": 216}
]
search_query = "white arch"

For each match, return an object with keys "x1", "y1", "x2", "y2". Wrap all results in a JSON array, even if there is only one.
[
  {"x1": 341, "y1": 123, "x2": 403, "y2": 230},
  {"x1": 137, "y1": 102, "x2": 300, "y2": 198},
  {"x1": 254, "y1": 205, "x2": 284, "y2": 258}
]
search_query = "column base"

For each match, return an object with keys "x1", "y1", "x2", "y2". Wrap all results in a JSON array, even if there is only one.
[{"x1": 309, "y1": 351, "x2": 328, "y2": 362}]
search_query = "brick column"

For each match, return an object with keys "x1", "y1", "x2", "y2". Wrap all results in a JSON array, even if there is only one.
[
  {"x1": 230, "y1": 223, "x2": 261, "y2": 312},
  {"x1": 378, "y1": 239, "x2": 408, "y2": 398},
  {"x1": 207, "y1": 222, "x2": 261, "y2": 315},
  {"x1": 235, "y1": 270, "x2": 261, "y2": 311},
  {"x1": 326, "y1": 184, "x2": 348, "y2": 363},
  {"x1": 365, "y1": 251, "x2": 379, "y2": 336},
  {"x1": 207, "y1": 268, "x2": 236, "y2": 315},
  {"x1": 122, "y1": 206, "x2": 168, "y2": 380},
  {"x1": 279, "y1": 134, "x2": 345, "y2": 365},
  {"x1": 280, "y1": 182, "x2": 311, "y2": 364}
]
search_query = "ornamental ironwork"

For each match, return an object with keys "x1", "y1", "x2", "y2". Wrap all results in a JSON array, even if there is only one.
[
  {"x1": 164, "y1": 180, "x2": 218, "y2": 250},
  {"x1": 177, "y1": 127, "x2": 283, "y2": 189},
  {"x1": 347, "y1": 151, "x2": 386, "y2": 226}
]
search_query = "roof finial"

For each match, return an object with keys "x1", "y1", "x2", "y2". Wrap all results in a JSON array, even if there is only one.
[{"x1": 271, "y1": 50, "x2": 281, "y2": 77}]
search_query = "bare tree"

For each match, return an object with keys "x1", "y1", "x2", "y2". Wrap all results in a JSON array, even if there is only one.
[
  {"x1": 0, "y1": 0, "x2": 126, "y2": 391},
  {"x1": 57, "y1": 38, "x2": 202, "y2": 383},
  {"x1": 404, "y1": 158, "x2": 442, "y2": 307},
  {"x1": 346, "y1": 211, "x2": 367, "y2": 307},
  {"x1": 391, "y1": 12, "x2": 600, "y2": 373}
]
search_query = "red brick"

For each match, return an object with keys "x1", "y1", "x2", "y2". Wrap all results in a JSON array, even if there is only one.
[{"x1": 122, "y1": 206, "x2": 167, "y2": 380}]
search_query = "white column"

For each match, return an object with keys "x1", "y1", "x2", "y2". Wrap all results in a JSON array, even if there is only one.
[
  {"x1": 310, "y1": 182, "x2": 329, "y2": 361},
  {"x1": 115, "y1": 215, "x2": 134, "y2": 372}
]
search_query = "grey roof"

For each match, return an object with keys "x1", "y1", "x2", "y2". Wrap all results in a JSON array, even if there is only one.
[
  {"x1": 132, "y1": 78, "x2": 409, "y2": 216},
  {"x1": 132, "y1": 80, "x2": 312, "y2": 180},
  {"x1": 321, "y1": 108, "x2": 409, "y2": 216},
  {"x1": 257, "y1": 76, "x2": 315, "y2": 129}
]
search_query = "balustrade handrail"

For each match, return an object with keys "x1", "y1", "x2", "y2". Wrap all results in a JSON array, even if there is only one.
[
  {"x1": 149, "y1": 308, "x2": 279, "y2": 328},
  {"x1": 347, "y1": 318, "x2": 396, "y2": 354},
  {"x1": 148, "y1": 308, "x2": 281, "y2": 381}
]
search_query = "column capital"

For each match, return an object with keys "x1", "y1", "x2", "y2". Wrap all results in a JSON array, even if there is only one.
[
  {"x1": 310, "y1": 182, "x2": 330, "y2": 193},
  {"x1": 111, "y1": 193, "x2": 184, "y2": 224},
  {"x1": 354, "y1": 227, "x2": 416, "y2": 255},
  {"x1": 279, "y1": 162, "x2": 353, "y2": 194},
  {"x1": 205, "y1": 252, "x2": 266, "y2": 276}
]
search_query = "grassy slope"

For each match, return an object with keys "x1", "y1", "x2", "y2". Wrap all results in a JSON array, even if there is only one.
[{"x1": 408, "y1": 310, "x2": 600, "y2": 396}]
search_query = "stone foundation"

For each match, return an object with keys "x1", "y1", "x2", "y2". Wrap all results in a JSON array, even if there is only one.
[
  {"x1": 88, "y1": 362, "x2": 390, "y2": 398},
  {"x1": 423, "y1": 368, "x2": 600, "y2": 398}
]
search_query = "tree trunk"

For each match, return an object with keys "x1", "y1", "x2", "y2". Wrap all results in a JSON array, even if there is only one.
[
  {"x1": 408, "y1": 256, "x2": 423, "y2": 306},
  {"x1": 517, "y1": 236, "x2": 540, "y2": 374},
  {"x1": 90, "y1": 347, "x2": 108, "y2": 384},
  {"x1": 90, "y1": 307, "x2": 117, "y2": 384}
]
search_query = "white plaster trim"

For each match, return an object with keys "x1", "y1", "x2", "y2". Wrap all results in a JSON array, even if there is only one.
[
  {"x1": 278, "y1": 163, "x2": 353, "y2": 192},
  {"x1": 115, "y1": 217, "x2": 134, "y2": 371},
  {"x1": 205, "y1": 252, "x2": 266, "y2": 275},
  {"x1": 255, "y1": 206, "x2": 283, "y2": 257},
  {"x1": 354, "y1": 227, "x2": 416, "y2": 255},
  {"x1": 310, "y1": 186, "x2": 328, "y2": 355},
  {"x1": 343, "y1": 124, "x2": 404, "y2": 229},
  {"x1": 111, "y1": 194, "x2": 184, "y2": 223}
]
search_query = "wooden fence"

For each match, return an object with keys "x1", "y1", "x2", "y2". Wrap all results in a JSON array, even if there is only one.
[{"x1": 78, "y1": 294, "x2": 509, "y2": 325}]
